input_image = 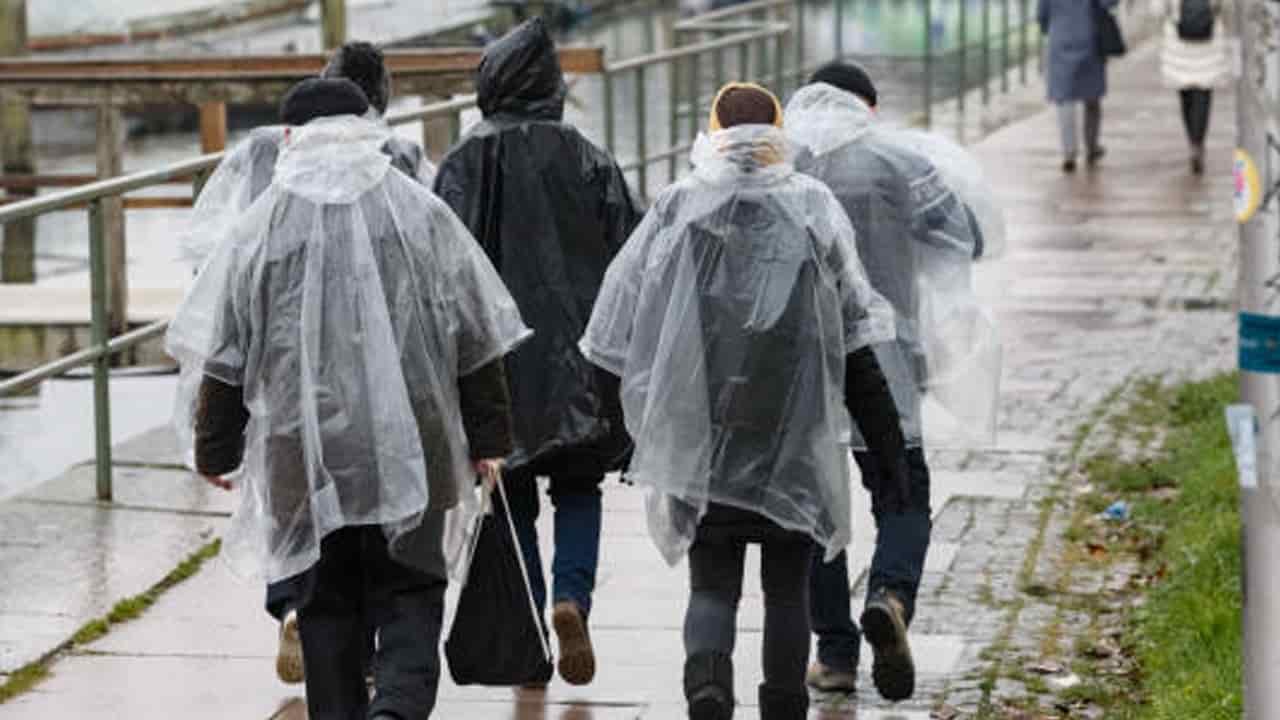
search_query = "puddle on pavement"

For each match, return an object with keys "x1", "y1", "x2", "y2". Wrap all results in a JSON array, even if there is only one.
[{"x1": 0, "y1": 372, "x2": 176, "y2": 501}]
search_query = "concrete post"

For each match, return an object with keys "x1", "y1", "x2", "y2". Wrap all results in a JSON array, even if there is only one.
[
  {"x1": 96, "y1": 102, "x2": 127, "y2": 338},
  {"x1": 0, "y1": 0, "x2": 35, "y2": 284},
  {"x1": 321, "y1": 0, "x2": 346, "y2": 50},
  {"x1": 1236, "y1": 1, "x2": 1280, "y2": 716}
]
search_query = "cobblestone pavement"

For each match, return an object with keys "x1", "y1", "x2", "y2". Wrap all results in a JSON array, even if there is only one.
[{"x1": 0, "y1": 39, "x2": 1238, "y2": 720}]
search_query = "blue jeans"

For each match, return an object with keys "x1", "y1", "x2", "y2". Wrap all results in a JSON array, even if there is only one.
[
  {"x1": 503, "y1": 465, "x2": 603, "y2": 617},
  {"x1": 810, "y1": 448, "x2": 932, "y2": 671}
]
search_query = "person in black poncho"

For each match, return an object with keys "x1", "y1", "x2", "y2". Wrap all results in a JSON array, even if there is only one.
[{"x1": 433, "y1": 17, "x2": 641, "y2": 687}]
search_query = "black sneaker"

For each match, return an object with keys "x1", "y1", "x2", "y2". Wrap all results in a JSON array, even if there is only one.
[
  {"x1": 1086, "y1": 146, "x2": 1106, "y2": 167},
  {"x1": 859, "y1": 589, "x2": 915, "y2": 702},
  {"x1": 1062, "y1": 158, "x2": 1077, "y2": 174}
]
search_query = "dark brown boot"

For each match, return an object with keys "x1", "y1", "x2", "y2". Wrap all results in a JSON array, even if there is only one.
[{"x1": 860, "y1": 589, "x2": 915, "y2": 701}]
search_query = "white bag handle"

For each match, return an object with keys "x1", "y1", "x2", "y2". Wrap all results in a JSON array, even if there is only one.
[{"x1": 490, "y1": 465, "x2": 554, "y2": 663}]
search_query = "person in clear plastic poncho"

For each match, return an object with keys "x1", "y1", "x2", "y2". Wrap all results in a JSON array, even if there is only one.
[
  {"x1": 167, "y1": 77, "x2": 530, "y2": 720},
  {"x1": 173, "y1": 41, "x2": 441, "y2": 688},
  {"x1": 581, "y1": 83, "x2": 912, "y2": 719},
  {"x1": 784, "y1": 61, "x2": 1003, "y2": 702}
]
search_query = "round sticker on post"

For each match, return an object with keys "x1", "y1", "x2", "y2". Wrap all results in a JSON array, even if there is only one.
[{"x1": 1235, "y1": 149, "x2": 1262, "y2": 224}]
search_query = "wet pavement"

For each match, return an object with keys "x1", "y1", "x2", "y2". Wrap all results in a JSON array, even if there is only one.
[{"x1": 0, "y1": 36, "x2": 1238, "y2": 719}]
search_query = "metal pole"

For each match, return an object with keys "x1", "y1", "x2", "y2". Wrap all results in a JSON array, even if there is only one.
[
  {"x1": 714, "y1": 47, "x2": 726, "y2": 102},
  {"x1": 1019, "y1": 0, "x2": 1028, "y2": 86},
  {"x1": 774, "y1": 31, "x2": 785, "y2": 94},
  {"x1": 958, "y1": 0, "x2": 968, "y2": 138},
  {"x1": 982, "y1": 0, "x2": 991, "y2": 104},
  {"x1": 835, "y1": 0, "x2": 844, "y2": 59},
  {"x1": 669, "y1": 56, "x2": 681, "y2": 182},
  {"x1": 96, "y1": 102, "x2": 127, "y2": 341},
  {"x1": 635, "y1": 66, "x2": 649, "y2": 202},
  {"x1": 691, "y1": 50, "x2": 703, "y2": 142},
  {"x1": 88, "y1": 199, "x2": 113, "y2": 501},
  {"x1": 604, "y1": 71, "x2": 616, "y2": 156},
  {"x1": 923, "y1": 0, "x2": 933, "y2": 129},
  {"x1": 794, "y1": 0, "x2": 806, "y2": 93},
  {"x1": 1001, "y1": 0, "x2": 1009, "y2": 93},
  {"x1": 1238, "y1": 1, "x2": 1280, "y2": 715}
]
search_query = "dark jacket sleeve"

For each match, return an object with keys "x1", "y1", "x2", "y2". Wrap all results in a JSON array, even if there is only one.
[
  {"x1": 845, "y1": 347, "x2": 912, "y2": 513},
  {"x1": 194, "y1": 375, "x2": 250, "y2": 476},
  {"x1": 457, "y1": 357, "x2": 515, "y2": 460}
]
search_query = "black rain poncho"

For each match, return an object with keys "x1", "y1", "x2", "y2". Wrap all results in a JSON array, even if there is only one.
[
  {"x1": 433, "y1": 18, "x2": 641, "y2": 475},
  {"x1": 785, "y1": 84, "x2": 1002, "y2": 447},
  {"x1": 166, "y1": 115, "x2": 530, "y2": 582},
  {"x1": 580, "y1": 125, "x2": 896, "y2": 565}
]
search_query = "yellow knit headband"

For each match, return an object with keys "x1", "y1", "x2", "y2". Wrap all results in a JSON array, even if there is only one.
[{"x1": 708, "y1": 82, "x2": 784, "y2": 132}]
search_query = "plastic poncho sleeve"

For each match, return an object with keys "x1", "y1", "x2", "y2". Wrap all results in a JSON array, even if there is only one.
[
  {"x1": 578, "y1": 207, "x2": 656, "y2": 377},
  {"x1": 180, "y1": 133, "x2": 280, "y2": 269},
  {"x1": 814, "y1": 191, "x2": 899, "y2": 353},
  {"x1": 431, "y1": 203, "x2": 534, "y2": 375}
]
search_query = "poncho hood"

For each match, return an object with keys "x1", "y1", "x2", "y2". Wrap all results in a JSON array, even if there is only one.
[
  {"x1": 476, "y1": 18, "x2": 567, "y2": 121},
  {"x1": 275, "y1": 115, "x2": 392, "y2": 204},
  {"x1": 690, "y1": 125, "x2": 794, "y2": 185},
  {"x1": 784, "y1": 82, "x2": 877, "y2": 158}
]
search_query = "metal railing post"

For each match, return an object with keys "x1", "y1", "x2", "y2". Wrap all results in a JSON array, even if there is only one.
[
  {"x1": 982, "y1": 0, "x2": 991, "y2": 104},
  {"x1": 1001, "y1": 0, "x2": 1010, "y2": 93},
  {"x1": 88, "y1": 199, "x2": 113, "y2": 501},
  {"x1": 958, "y1": 0, "x2": 968, "y2": 137},
  {"x1": 448, "y1": 110, "x2": 462, "y2": 145},
  {"x1": 690, "y1": 50, "x2": 703, "y2": 142},
  {"x1": 1019, "y1": 0, "x2": 1029, "y2": 85},
  {"x1": 635, "y1": 65, "x2": 649, "y2": 201},
  {"x1": 794, "y1": 0, "x2": 805, "y2": 93},
  {"x1": 923, "y1": 0, "x2": 934, "y2": 129},
  {"x1": 603, "y1": 70, "x2": 616, "y2": 155},
  {"x1": 774, "y1": 24, "x2": 786, "y2": 93},
  {"x1": 669, "y1": 56, "x2": 681, "y2": 182},
  {"x1": 835, "y1": 0, "x2": 844, "y2": 59},
  {"x1": 714, "y1": 47, "x2": 726, "y2": 101}
]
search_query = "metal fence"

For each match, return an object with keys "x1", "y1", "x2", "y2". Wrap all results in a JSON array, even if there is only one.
[{"x1": 0, "y1": 0, "x2": 1062, "y2": 500}]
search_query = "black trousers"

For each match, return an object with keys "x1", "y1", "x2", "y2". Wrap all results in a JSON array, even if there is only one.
[
  {"x1": 684, "y1": 504, "x2": 815, "y2": 702},
  {"x1": 298, "y1": 526, "x2": 447, "y2": 720},
  {"x1": 1179, "y1": 88, "x2": 1213, "y2": 148}
]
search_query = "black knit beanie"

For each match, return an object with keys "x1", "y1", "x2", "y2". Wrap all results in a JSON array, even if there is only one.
[
  {"x1": 279, "y1": 78, "x2": 370, "y2": 125},
  {"x1": 809, "y1": 61, "x2": 878, "y2": 107}
]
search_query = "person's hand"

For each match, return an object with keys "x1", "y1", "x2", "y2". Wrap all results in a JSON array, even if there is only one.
[
  {"x1": 473, "y1": 458, "x2": 504, "y2": 489},
  {"x1": 201, "y1": 474, "x2": 233, "y2": 491}
]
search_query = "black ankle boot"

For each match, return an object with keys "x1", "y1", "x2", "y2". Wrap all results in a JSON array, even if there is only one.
[
  {"x1": 684, "y1": 651, "x2": 734, "y2": 720},
  {"x1": 758, "y1": 684, "x2": 808, "y2": 720}
]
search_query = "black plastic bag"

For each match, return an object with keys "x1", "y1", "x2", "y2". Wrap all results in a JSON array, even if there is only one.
[
  {"x1": 445, "y1": 478, "x2": 554, "y2": 686},
  {"x1": 1092, "y1": 0, "x2": 1126, "y2": 58}
]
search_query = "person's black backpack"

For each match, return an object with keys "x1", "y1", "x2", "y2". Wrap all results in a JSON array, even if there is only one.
[{"x1": 1176, "y1": 0, "x2": 1216, "y2": 41}]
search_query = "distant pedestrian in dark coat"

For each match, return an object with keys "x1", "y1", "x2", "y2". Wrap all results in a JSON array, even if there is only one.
[{"x1": 1038, "y1": 0, "x2": 1120, "y2": 172}]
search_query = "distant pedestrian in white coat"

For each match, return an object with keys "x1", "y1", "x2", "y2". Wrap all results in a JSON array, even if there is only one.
[{"x1": 1154, "y1": 0, "x2": 1231, "y2": 174}]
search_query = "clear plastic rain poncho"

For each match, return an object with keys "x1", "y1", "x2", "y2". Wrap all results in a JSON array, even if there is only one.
[
  {"x1": 889, "y1": 128, "x2": 1007, "y2": 260},
  {"x1": 580, "y1": 124, "x2": 896, "y2": 565},
  {"x1": 179, "y1": 118, "x2": 437, "y2": 270},
  {"x1": 786, "y1": 83, "x2": 1002, "y2": 448},
  {"x1": 166, "y1": 115, "x2": 530, "y2": 583}
]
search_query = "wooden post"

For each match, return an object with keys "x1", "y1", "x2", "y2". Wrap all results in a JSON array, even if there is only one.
[
  {"x1": 96, "y1": 101, "x2": 127, "y2": 339},
  {"x1": 198, "y1": 101, "x2": 227, "y2": 153},
  {"x1": 1, "y1": 0, "x2": 35, "y2": 284},
  {"x1": 420, "y1": 96, "x2": 453, "y2": 164},
  {"x1": 321, "y1": 0, "x2": 346, "y2": 50}
]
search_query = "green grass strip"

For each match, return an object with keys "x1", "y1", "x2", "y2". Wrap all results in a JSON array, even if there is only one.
[
  {"x1": 1115, "y1": 375, "x2": 1242, "y2": 719},
  {"x1": 0, "y1": 539, "x2": 221, "y2": 705}
]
